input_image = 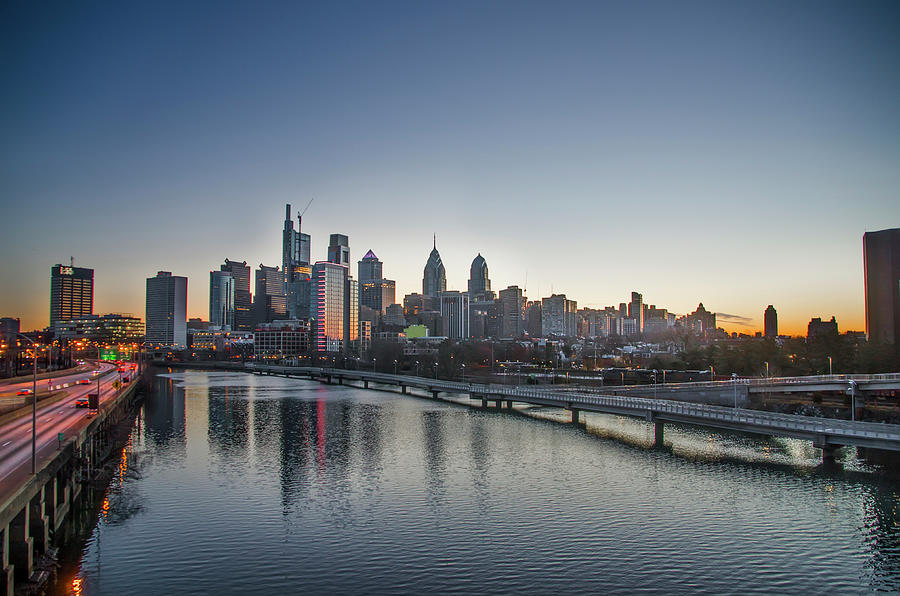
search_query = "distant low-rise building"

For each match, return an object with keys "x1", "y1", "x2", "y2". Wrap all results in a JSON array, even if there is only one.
[
  {"x1": 254, "y1": 320, "x2": 310, "y2": 359},
  {"x1": 53, "y1": 314, "x2": 144, "y2": 342}
]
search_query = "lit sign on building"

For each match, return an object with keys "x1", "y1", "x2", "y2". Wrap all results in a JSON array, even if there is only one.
[{"x1": 59, "y1": 266, "x2": 74, "y2": 275}]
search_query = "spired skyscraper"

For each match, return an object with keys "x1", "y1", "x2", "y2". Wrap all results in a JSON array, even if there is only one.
[
  {"x1": 283, "y1": 204, "x2": 312, "y2": 320},
  {"x1": 423, "y1": 237, "x2": 447, "y2": 298},
  {"x1": 468, "y1": 254, "x2": 493, "y2": 301}
]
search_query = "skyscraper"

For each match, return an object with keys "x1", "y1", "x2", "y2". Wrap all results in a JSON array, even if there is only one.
[
  {"x1": 468, "y1": 254, "x2": 492, "y2": 300},
  {"x1": 498, "y1": 285, "x2": 525, "y2": 338},
  {"x1": 209, "y1": 270, "x2": 235, "y2": 329},
  {"x1": 358, "y1": 250, "x2": 383, "y2": 284},
  {"x1": 541, "y1": 294, "x2": 578, "y2": 337},
  {"x1": 423, "y1": 237, "x2": 446, "y2": 298},
  {"x1": 628, "y1": 291, "x2": 643, "y2": 335},
  {"x1": 145, "y1": 271, "x2": 187, "y2": 347},
  {"x1": 440, "y1": 291, "x2": 469, "y2": 339},
  {"x1": 253, "y1": 265, "x2": 286, "y2": 325},
  {"x1": 864, "y1": 228, "x2": 900, "y2": 349},
  {"x1": 764, "y1": 305, "x2": 778, "y2": 338},
  {"x1": 283, "y1": 204, "x2": 311, "y2": 287},
  {"x1": 360, "y1": 279, "x2": 396, "y2": 314},
  {"x1": 312, "y1": 261, "x2": 347, "y2": 353},
  {"x1": 327, "y1": 234, "x2": 350, "y2": 267},
  {"x1": 221, "y1": 259, "x2": 251, "y2": 330},
  {"x1": 50, "y1": 264, "x2": 94, "y2": 328}
]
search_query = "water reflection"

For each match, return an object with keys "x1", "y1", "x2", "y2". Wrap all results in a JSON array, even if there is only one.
[{"x1": 52, "y1": 370, "x2": 900, "y2": 594}]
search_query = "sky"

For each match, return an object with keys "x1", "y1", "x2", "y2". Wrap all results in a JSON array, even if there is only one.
[{"x1": 1, "y1": 1, "x2": 898, "y2": 336}]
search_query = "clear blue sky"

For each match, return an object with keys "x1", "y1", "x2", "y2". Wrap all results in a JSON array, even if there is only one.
[{"x1": 2, "y1": 1, "x2": 898, "y2": 334}]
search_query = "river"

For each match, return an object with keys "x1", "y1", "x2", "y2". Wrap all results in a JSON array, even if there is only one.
[{"x1": 53, "y1": 369, "x2": 900, "y2": 594}]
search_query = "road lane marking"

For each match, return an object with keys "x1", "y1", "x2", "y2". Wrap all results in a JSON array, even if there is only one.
[{"x1": 1, "y1": 441, "x2": 10, "y2": 447}]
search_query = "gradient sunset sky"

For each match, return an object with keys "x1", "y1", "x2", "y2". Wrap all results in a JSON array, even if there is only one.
[{"x1": 2, "y1": 1, "x2": 898, "y2": 336}]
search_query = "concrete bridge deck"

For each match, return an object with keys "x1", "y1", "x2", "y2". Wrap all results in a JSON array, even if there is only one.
[{"x1": 246, "y1": 364, "x2": 900, "y2": 455}]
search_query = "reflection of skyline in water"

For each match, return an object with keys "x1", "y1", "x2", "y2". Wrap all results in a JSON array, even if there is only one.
[{"x1": 61, "y1": 370, "x2": 900, "y2": 594}]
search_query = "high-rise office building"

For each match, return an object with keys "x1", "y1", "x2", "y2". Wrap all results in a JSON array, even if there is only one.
[
  {"x1": 344, "y1": 276, "x2": 359, "y2": 353},
  {"x1": 358, "y1": 250, "x2": 383, "y2": 284},
  {"x1": 312, "y1": 261, "x2": 347, "y2": 353},
  {"x1": 209, "y1": 270, "x2": 235, "y2": 329},
  {"x1": 221, "y1": 259, "x2": 251, "y2": 331},
  {"x1": 50, "y1": 264, "x2": 94, "y2": 328},
  {"x1": 864, "y1": 228, "x2": 900, "y2": 348},
  {"x1": 468, "y1": 254, "x2": 493, "y2": 300},
  {"x1": 360, "y1": 279, "x2": 396, "y2": 314},
  {"x1": 627, "y1": 291, "x2": 643, "y2": 335},
  {"x1": 440, "y1": 291, "x2": 469, "y2": 339},
  {"x1": 253, "y1": 265, "x2": 286, "y2": 325},
  {"x1": 498, "y1": 285, "x2": 525, "y2": 338},
  {"x1": 542, "y1": 294, "x2": 578, "y2": 337},
  {"x1": 283, "y1": 204, "x2": 312, "y2": 286},
  {"x1": 327, "y1": 234, "x2": 350, "y2": 267},
  {"x1": 423, "y1": 237, "x2": 446, "y2": 298},
  {"x1": 145, "y1": 271, "x2": 187, "y2": 347},
  {"x1": 764, "y1": 305, "x2": 778, "y2": 338}
]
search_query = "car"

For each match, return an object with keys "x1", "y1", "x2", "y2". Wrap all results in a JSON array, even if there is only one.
[
  {"x1": 74, "y1": 397, "x2": 90, "y2": 408},
  {"x1": 16, "y1": 389, "x2": 32, "y2": 396},
  {"x1": 78, "y1": 379, "x2": 91, "y2": 385}
]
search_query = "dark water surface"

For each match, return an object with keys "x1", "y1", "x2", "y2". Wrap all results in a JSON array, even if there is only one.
[{"x1": 55, "y1": 371, "x2": 900, "y2": 594}]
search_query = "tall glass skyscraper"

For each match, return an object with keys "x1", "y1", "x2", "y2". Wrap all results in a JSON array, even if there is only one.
[
  {"x1": 145, "y1": 271, "x2": 187, "y2": 347},
  {"x1": 312, "y1": 261, "x2": 348, "y2": 353},
  {"x1": 468, "y1": 254, "x2": 492, "y2": 300},
  {"x1": 221, "y1": 259, "x2": 251, "y2": 330},
  {"x1": 864, "y1": 228, "x2": 900, "y2": 349},
  {"x1": 423, "y1": 238, "x2": 447, "y2": 298},
  {"x1": 209, "y1": 270, "x2": 235, "y2": 329}
]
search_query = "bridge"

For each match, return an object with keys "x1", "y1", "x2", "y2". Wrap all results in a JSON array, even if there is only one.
[
  {"x1": 244, "y1": 364, "x2": 900, "y2": 461},
  {"x1": 596, "y1": 373, "x2": 900, "y2": 407}
]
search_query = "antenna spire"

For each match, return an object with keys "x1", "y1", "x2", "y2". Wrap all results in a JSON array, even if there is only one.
[{"x1": 433, "y1": 234, "x2": 436, "y2": 250}]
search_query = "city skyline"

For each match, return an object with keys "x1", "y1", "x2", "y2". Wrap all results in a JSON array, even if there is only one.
[{"x1": 3, "y1": 1, "x2": 899, "y2": 334}]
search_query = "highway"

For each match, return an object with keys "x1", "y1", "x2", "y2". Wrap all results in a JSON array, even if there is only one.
[{"x1": 0, "y1": 361, "x2": 132, "y2": 503}]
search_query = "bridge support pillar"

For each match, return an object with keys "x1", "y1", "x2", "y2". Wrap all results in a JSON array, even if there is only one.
[
  {"x1": 402, "y1": 385, "x2": 408, "y2": 394},
  {"x1": 363, "y1": 380, "x2": 368, "y2": 389},
  {"x1": 815, "y1": 435, "x2": 839, "y2": 465},
  {"x1": 505, "y1": 400, "x2": 513, "y2": 409},
  {"x1": 29, "y1": 488, "x2": 49, "y2": 556},
  {"x1": 654, "y1": 421, "x2": 665, "y2": 449},
  {"x1": 0, "y1": 525, "x2": 14, "y2": 596},
  {"x1": 9, "y1": 508, "x2": 32, "y2": 583},
  {"x1": 432, "y1": 391, "x2": 439, "y2": 400},
  {"x1": 481, "y1": 398, "x2": 488, "y2": 409},
  {"x1": 337, "y1": 377, "x2": 343, "y2": 385},
  {"x1": 571, "y1": 408, "x2": 581, "y2": 425}
]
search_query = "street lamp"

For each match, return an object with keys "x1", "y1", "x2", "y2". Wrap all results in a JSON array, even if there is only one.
[
  {"x1": 393, "y1": 359, "x2": 398, "y2": 375},
  {"x1": 16, "y1": 334, "x2": 38, "y2": 474},
  {"x1": 764, "y1": 361, "x2": 769, "y2": 379},
  {"x1": 653, "y1": 369, "x2": 658, "y2": 400},
  {"x1": 373, "y1": 357, "x2": 377, "y2": 373},
  {"x1": 827, "y1": 356, "x2": 833, "y2": 376},
  {"x1": 732, "y1": 372, "x2": 738, "y2": 408},
  {"x1": 461, "y1": 363, "x2": 466, "y2": 382}
]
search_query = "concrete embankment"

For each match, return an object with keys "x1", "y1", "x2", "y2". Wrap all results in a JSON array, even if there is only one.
[{"x1": 0, "y1": 376, "x2": 145, "y2": 596}]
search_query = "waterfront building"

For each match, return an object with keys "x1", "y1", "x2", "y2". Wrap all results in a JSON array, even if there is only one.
[
  {"x1": 52, "y1": 314, "x2": 144, "y2": 342},
  {"x1": 254, "y1": 319, "x2": 310, "y2": 359},
  {"x1": 145, "y1": 271, "x2": 187, "y2": 348},
  {"x1": 221, "y1": 259, "x2": 252, "y2": 331},
  {"x1": 468, "y1": 254, "x2": 494, "y2": 301},
  {"x1": 764, "y1": 305, "x2": 778, "y2": 338},
  {"x1": 498, "y1": 286, "x2": 525, "y2": 338},
  {"x1": 440, "y1": 291, "x2": 469, "y2": 339},
  {"x1": 422, "y1": 238, "x2": 447, "y2": 298},
  {"x1": 864, "y1": 228, "x2": 900, "y2": 349},
  {"x1": 359, "y1": 320, "x2": 372, "y2": 355},
  {"x1": 328, "y1": 234, "x2": 350, "y2": 267},
  {"x1": 541, "y1": 294, "x2": 577, "y2": 337},
  {"x1": 358, "y1": 250, "x2": 383, "y2": 284},
  {"x1": 209, "y1": 271, "x2": 235, "y2": 329},
  {"x1": 312, "y1": 261, "x2": 347, "y2": 353},
  {"x1": 50, "y1": 264, "x2": 94, "y2": 328},
  {"x1": 252, "y1": 265, "x2": 287, "y2": 325}
]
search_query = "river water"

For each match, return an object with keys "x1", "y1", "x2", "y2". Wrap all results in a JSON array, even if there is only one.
[{"x1": 54, "y1": 370, "x2": 900, "y2": 594}]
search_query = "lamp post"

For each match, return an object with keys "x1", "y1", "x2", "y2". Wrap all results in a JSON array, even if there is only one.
[
  {"x1": 16, "y1": 334, "x2": 38, "y2": 474},
  {"x1": 393, "y1": 359, "x2": 398, "y2": 375},
  {"x1": 373, "y1": 358, "x2": 376, "y2": 373},
  {"x1": 732, "y1": 372, "x2": 738, "y2": 408},
  {"x1": 653, "y1": 369, "x2": 658, "y2": 400},
  {"x1": 461, "y1": 363, "x2": 466, "y2": 382},
  {"x1": 827, "y1": 356, "x2": 833, "y2": 376},
  {"x1": 764, "y1": 361, "x2": 769, "y2": 379}
]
